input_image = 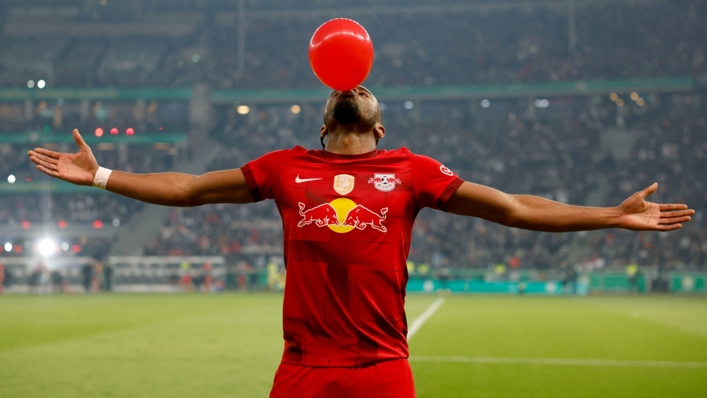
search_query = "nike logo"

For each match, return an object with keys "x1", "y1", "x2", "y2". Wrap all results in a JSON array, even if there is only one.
[{"x1": 295, "y1": 175, "x2": 322, "y2": 183}]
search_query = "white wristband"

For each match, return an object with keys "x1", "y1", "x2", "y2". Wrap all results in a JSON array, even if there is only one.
[{"x1": 92, "y1": 167, "x2": 113, "y2": 190}]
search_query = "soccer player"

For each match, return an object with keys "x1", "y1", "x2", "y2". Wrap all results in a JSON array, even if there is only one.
[{"x1": 28, "y1": 86, "x2": 694, "y2": 397}]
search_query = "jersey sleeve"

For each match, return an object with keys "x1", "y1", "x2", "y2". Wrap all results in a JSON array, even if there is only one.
[
  {"x1": 409, "y1": 154, "x2": 464, "y2": 210},
  {"x1": 241, "y1": 149, "x2": 290, "y2": 202}
]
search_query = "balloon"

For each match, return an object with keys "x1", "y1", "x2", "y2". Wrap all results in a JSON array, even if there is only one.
[{"x1": 308, "y1": 18, "x2": 374, "y2": 91}]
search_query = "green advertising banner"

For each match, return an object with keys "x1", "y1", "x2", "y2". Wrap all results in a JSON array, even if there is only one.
[
  {"x1": 214, "y1": 77, "x2": 694, "y2": 102},
  {"x1": 0, "y1": 88, "x2": 192, "y2": 101},
  {"x1": 406, "y1": 278, "x2": 564, "y2": 295},
  {"x1": 0, "y1": 77, "x2": 693, "y2": 103},
  {"x1": 0, "y1": 181, "x2": 100, "y2": 193},
  {"x1": 671, "y1": 273, "x2": 707, "y2": 293}
]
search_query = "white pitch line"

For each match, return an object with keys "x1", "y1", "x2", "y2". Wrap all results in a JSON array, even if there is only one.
[
  {"x1": 409, "y1": 355, "x2": 707, "y2": 369},
  {"x1": 407, "y1": 297, "x2": 445, "y2": 341}
]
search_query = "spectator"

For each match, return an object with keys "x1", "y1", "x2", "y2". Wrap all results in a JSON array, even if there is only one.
[{"x1": 81, "y1": 262, "x2": 93, "y2": 293}]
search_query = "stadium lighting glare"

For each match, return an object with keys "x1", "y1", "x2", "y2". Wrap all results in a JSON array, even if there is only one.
[
  {"x1": 237, "y1": 105, "x2": 250, "y2": 115},
  {"x1": 191, "y1": 54, "x2": 200, "y2": 63},
  {"x1": 37, "y1": 80, "x2": 46, "y2": 89},
  {"x1": 290, "y1": 104, "x2": 301, "y2": 114},
  {"x1": 3, "y1": 243, "x2": 12, "y2": 252},
  {"x1": 27, "y1": 80, "x2": 35, "y2": 88},
  {"x1": 8, "y1": 174, "x2": 16, "y2": 183},
  {"x1": 534, "y1": 99, "x2": 549, "y2": 108},
  {"x1": 630, "y1": 92, "x2": 645, "y2": 106},
  {"x1": 61, "y1": 242, "x2": 70, "y2": 251},
  {"x1": 95, "y1": 127, "x2": 104, "y2": 137},
  {"x1": 38, "y1": 238, "x2": 56, "y2": 256},
  {"x1": 480, "y1": 99, "x2": 491, "y2": 108},
  {"x1": 404, "y1": 101, "x2": 414, "y2": 110},
  {"x1": 112, "y1": 218, "x2": 121, "y2": 227}
]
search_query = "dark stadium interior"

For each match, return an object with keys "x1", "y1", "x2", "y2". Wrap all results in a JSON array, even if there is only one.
[{"x1": 0, "y1": 0, "x2": 705, "y2": 292}]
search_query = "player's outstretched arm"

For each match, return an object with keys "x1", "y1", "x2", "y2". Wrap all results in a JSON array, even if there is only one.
[
  {"x1": 28, "y1": 129, "x2": 254, "y2": 206},
  {"x1": 445, "y1": 181, "x2": 694, "y2": 233}
]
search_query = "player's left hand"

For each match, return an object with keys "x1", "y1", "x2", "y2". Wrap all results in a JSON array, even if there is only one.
[{"x1": 618, "y1": 183, "x2": 695, "y2": 231}]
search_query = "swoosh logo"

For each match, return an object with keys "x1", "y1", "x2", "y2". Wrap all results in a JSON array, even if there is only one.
[{"x1": 295, "y1": 175, "x2": 322, "y2": 183}]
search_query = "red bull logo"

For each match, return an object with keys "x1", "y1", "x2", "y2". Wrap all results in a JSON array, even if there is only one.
[
  {"x1": 297, "y1": 203, "x2": 339, "y2": 228},
  {"x1": 297, "y1": 198, "x2": 387, "y2": 233},
  {"x1": 342, "y1": 204, "x2": 388, "y2": 232}
]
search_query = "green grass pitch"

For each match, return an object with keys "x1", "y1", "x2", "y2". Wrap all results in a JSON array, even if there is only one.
[{"x1": 1, "y1": 294, "x2": 706, "y2": 397}]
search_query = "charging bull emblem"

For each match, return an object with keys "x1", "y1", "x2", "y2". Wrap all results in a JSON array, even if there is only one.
[
  {"x1": 297, "y1": 203, "x2": 339, "y2": 227},
  {"x1": 297, "y1": 199, "x2": 387, "y2": 233},
  {"x1": 342, "y1": 205, "x2": 388, "y2": 232}
]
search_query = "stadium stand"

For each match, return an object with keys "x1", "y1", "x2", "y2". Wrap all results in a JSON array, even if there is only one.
[
  {"x1": 95, "y1": 38, "x2": 171, "y2": 88},
  {"x1": 137, "y1": 94, "x2": 706, "y2": 273},
  {"x1": 0, "y1": 37, "x2": 67, "y2": 88},
  {"x1": 0, "y1": 2, "x2": 704, "y2": 89},
  {"x1": 0, "y1": 0, "x2": 705, "y2": 292},
  {"x1": 55, "y1": 39, "x2": 108, "y2": 87}
]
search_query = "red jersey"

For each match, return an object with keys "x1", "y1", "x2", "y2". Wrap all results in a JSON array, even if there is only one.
[{"x1": 242, "y1": 146, "x2": 463, "y2": 367}]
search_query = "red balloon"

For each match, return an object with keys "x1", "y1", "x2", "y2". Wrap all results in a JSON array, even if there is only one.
[{"x1": 308, "y1": 18, "x2": 374, "y2": 91}]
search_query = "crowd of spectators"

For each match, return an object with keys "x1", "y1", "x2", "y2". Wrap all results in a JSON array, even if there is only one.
[
  {"x1": 1, "y1": 1, "x2": 705, "y2": 284},
  {"x1": 0, "y1": 99, "x2": 189, "y2": 136},
  {"x1": 1, "y1": 139, "x2": 176, "y2": 237},
  {"x1": 0, "y1": 137, "x2": 180, "y2": 271},
  {"x1": 2, "y1": 139, "x2": 176, "y2": 181},
  {"x1": 0, "y1": 193, "x2": 141, "y2": 227},
  {"x1": 1, "y1": 95, "x2": 704, "y2": 273},
  {"x1": 0, "y1": 1, "x2": 705, "y2": 90},
  {"x1": 134, "y1": 91, "x2": 705, "y2": 272},
  {"x1": 141, "y1": 202, "x2": 281, "y2": 258},
  {"x1": 414, "y1": 94, "x2": 707, "y2": 272},
  {"x1": 589, "y1": 93, "x2": 707, "y2": 271}
]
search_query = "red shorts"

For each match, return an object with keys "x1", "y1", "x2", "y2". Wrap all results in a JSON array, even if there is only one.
[{"x1": 269, "y1": 358, "x2": 415, "y2": 398}]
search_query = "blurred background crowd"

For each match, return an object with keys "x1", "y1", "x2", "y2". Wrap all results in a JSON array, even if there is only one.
[
  {"x1": 0, "y1": 2, "x2": 705, "y2": 89},
  {"x1": 0, "y1": 0, "x2": 705, "y2": 291}
]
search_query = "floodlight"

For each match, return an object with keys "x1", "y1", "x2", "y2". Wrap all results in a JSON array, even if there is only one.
[{"x1": 38, "y1": 238, "x2": 56, "y2": 256}]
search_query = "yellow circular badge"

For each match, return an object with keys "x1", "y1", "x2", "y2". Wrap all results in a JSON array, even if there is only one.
[{"x1": 328, "y1": 198, "x2": 357, "y2": 233}]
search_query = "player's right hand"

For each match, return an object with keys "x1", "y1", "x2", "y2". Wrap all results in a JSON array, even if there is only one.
[{"x1": 28, "y1": 129, "x2": 99, "y2": 186}]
